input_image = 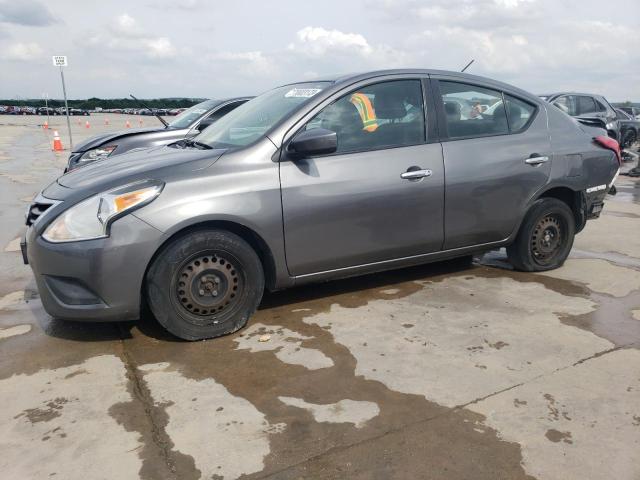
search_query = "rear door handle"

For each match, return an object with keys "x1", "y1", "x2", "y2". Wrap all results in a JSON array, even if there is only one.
[
  {"x1": 401, "y1": 168, "x2": 432, "y2": 180},
  {"x1": 525, "y1": 155, "x2": 549, "y2": 166}
]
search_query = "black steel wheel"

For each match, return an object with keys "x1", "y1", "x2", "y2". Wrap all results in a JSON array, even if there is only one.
[
  {"x1": 530, "y1": 214, "x2": 565, "y2": 267},
  {"x1": 146, "y1": 229, "x2": 264, "y2": 340},
  {"x1": 507, "y1": 198, "x2": 575, "y2": 272},
  {"x1": 173, "y1": 252, "x2": 243, "y2": 322}
]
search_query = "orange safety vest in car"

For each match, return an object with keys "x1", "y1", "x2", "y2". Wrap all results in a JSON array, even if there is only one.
[{"x1": 350, "y1": 93, "x2": 378, "y2": 132}]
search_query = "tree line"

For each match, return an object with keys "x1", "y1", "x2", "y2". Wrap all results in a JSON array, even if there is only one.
[{"x1": 0, "y1": 97, "x2": 204, "y2": 109}]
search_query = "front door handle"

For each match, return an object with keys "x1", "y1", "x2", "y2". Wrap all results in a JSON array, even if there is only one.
[
  {"x1": 401, "y1": 168, "x2": 432, "y2": 180},
  {"x1": 525, "y1": 155, "x2": 549, "y2": 166}
]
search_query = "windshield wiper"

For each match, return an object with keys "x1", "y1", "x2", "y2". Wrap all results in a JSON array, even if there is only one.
[
  {"x1": 183, "y1": 138, "x2": 212, "y2": 149},
  {"x1": 129, "y1": 94, "x2": 169, "y2": 128}
]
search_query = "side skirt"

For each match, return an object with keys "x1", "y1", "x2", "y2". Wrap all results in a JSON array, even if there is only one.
[{"x1": 291, "y1": 239, "x2": 510, "y2": 287}]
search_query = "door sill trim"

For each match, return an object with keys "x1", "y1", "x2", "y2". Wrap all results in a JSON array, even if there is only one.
[{"x1": 292, "y1": 238, "x2": 509, "y2": 284}]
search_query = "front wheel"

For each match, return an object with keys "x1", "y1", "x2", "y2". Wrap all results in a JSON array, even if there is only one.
[
  {"x1": 507, "y1": 198, "x2": 575, "y2": 272},
  {"x1": 146, "y1": 229, "x2": 264, "y2": 340}
]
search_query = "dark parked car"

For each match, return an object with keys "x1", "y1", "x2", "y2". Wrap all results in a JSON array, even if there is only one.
[
  {"x1": 65, "y1": 98, "x2": 251, "y2": 171},
  {"x1": 55, "y1": 107, "x2": 89, "y2": 116},
  {"x1": 37, "y1": 107, "x2": 59, "y2": 116},
  {"x1": 619, "y1": 106, "x2": 640, "y2": 120},
  {"x1": 24, "y1": 69, "x2": 620, "y2": 341},
  {"x1": 615, "y1": 108, "x2": 639, "y2": 148},
  {"x1": 540, "y1": 92, "x2": 620, "y2": 141}
]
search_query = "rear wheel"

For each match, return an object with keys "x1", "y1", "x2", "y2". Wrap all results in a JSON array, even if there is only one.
[
  {"x1": 622, "y1": 130, "x2": 637, "y2": 149},
  {"x1": 507, "y1": 198, "x2": 575, "y2": 272},
  {"x1": 146, "y1": 229, "x2": 264, "y2": 340}
]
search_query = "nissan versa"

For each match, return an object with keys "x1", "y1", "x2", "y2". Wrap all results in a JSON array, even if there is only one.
[
  {"x1": 66, "y1": 97, "x2": 250, "y2": 171},
  {"x1": 23, "y1": 69, "x2": 620, "y2": 341}
]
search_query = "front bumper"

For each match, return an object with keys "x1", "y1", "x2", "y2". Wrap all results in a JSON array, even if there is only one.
[{"x1": 26, "y1": 214, "x2": 166, "y2": 322}]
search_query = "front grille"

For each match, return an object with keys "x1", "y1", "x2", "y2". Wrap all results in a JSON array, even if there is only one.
[{"x1": 26, "y1": 201, "x2": 53, "y2": 226}]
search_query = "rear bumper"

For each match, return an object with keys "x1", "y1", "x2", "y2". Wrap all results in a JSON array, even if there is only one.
[{"x1": 26, "y1": 214, "x2": 166, "y2": 322}]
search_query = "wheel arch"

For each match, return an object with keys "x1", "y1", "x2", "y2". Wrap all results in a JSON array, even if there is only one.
[
  {"x1": 142, "y1": 219, "x2": 278, "y2": 300},
  {"x1": 534, "y1": 185, "x2": 586, "y2": 233}
]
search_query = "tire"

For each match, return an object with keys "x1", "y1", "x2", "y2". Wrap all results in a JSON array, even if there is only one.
[
  {"x1": 146, "y1": 229, "x2": 264, "y2": 341},
  {"x1": 507, "y1": 198, "x2": 575, "y2": 272},
  {"x1": 622, "y1": 130, "x2": 637, "y2": 149}
]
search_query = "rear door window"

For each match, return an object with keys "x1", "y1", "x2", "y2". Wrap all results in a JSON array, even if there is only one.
[
  {"x1": 577, "y1": 96, "x2": 597, "y2": 115},
  {"x1": 438, "y1": 81, "x2": 508, "y2": 139},
  {"x1": 552, "y1": 95, "x2": 578, "y2": 116}
]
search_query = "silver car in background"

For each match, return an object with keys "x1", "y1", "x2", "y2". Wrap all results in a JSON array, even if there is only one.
[
  {"x1": 25, "y1": 69, "x2": 620, "y2": 340},
  {"x1": 66, "y1": 97, "x2": 251, "y2": 171}
]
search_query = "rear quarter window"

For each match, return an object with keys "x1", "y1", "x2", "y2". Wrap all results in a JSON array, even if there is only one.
[{"x1": 504, "y1": 94, "x2": 537, "y2": 132}]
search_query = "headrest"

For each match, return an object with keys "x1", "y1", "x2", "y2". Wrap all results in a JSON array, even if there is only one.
[
  {"x1": 321, "y1": 101, "x2": 363, "y2": 131},
  {"x1": 444, "y1": 101, "x2": 461, "y2": 116},
  {"x1": 374, "y1": 94, "x2": 407, "y2": 119},
  {"x1": 508, "y1": 104, "x2": 522, "y2": 122}
]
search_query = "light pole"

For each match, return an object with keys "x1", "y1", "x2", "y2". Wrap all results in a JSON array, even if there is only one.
[
  {"x1": 52, "y1": 56, "x2": 73, "y2": 150},
  {"x1": 42, "y1": 93, "x2": 50, "y2": 126}
]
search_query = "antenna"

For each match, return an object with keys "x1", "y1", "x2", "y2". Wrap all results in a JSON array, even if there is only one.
[{"x1": 461, "y1": 59, "x2": 475, "y2": 72}]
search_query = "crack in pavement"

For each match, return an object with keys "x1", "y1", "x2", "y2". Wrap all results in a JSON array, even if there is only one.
[{"x1": 114, "y1": 325, "x2": 200, "y2": 480}]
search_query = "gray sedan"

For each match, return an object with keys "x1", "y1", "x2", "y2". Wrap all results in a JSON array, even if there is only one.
[
  {"x1": 66, "y1": 98, "x2": 251, "y2": 171},
  {"x1": 25, "y1": 69, "x2": 619, "y2": 340}
]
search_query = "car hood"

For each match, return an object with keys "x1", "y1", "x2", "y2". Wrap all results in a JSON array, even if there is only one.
[
  {"x1": 52, "y1": 145, "x2": 226, "y2": 195},
  {"x1": 72, "y1": 126, "x2": 170, "y2": 153}
]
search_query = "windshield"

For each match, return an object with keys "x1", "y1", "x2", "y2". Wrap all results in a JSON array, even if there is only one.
[
  {"x1": 196, "y1": 82, "x2": 331, "y2": 149},
  {"x1": 168, "y1": 100, "x2": 220, "y2": 129}
]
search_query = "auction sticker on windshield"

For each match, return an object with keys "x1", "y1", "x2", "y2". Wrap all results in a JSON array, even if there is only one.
[{"x1": 285, "y1": 88, "x2": 322, "y2": 98}]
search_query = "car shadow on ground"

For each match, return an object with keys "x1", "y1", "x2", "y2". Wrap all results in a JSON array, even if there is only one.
[{"x1": 41, "y1": 255, "x2": 479, "y2": 344}]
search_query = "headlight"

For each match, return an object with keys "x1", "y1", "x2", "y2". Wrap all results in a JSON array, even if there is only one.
[
  {"x1": 80, "y1": 145, "x2": 117, "y2": 162},
  {"x1": 605, "y1": 122, "x2": 615, "y2": 130},
  {"x1": 43, "y1": 180, "x2": 164, "y2": 243}
]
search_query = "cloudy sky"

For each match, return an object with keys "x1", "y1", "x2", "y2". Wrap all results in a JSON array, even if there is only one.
[{"x1": 1, "y1": 0, "x2": 639, "y2": 101}]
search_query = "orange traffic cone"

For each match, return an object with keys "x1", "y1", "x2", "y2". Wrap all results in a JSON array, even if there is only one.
[
  {"x1": 85, "y1": 120, "x2": 90, "y2": 129},
  {"x1": 104, "y1": 118, "x2": 110, "y2": 126},
  {"x1": 52, "y1": 131, "x2": 63, "y2": 151},
  {"x1": 43, "y1": 120, "x2": 48, "y2": 130},
  {"x1": 125, "y1": 120, "x2": 131, "y2": 128}
]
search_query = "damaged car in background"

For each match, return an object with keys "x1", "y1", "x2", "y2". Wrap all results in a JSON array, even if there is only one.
[
  {"x1": 541, "y1": 92, "x2": 621, "y2": 141},
  {"x1": 65, "y1": 97, "x2": 251, "y2": 171},
  {"x1": 24, "y1": 69, "x2": 620, "y2": 341}
]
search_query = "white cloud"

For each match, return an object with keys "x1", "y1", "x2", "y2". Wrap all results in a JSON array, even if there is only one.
[
  {"x1": 208, "y1": 51, "x2": 275, "y2": 76},
  {"x1": 287, "y1": 26, "x2": 410, "y2": 69},
  {"x1": 144, "y1": 37, "x2": 176, "y2": 58},
  {"x1": 1, "y1": 42, "x2": 43, "y2": 60},
  {"x1": 114, "y1": 13, "x2": 136, "y2": 35},
  {"x1": 87, "y1": 13, "x2": 177, "y2": 59},
  {"x1": 289, "y1": 26, "x2": 373, "y2": 56}
]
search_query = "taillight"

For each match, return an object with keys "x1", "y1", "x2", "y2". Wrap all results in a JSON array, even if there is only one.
[{"x1": 594, "y1": 135, "x2": 621, "y2": 165}]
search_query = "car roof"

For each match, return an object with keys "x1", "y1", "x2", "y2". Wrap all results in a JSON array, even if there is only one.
[{"x1": 281, "y1": 68, "x2": 541, "y2": 103}]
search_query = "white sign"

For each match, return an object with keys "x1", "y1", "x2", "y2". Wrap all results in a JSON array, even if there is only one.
[
  {"x1": 284, "y1": 88, "x2": 322, "y2": 98},
  {"x1": 52, "y1": 56, "x2": 68, "y2": 67}
]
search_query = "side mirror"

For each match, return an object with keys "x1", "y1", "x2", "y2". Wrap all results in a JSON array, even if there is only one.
[
  {"x1": 288, "y1": 128, "x2": 337, "y2": 157},
  {"x1": 196, "y1": 117, "x2": 215, "y2": 132}
]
